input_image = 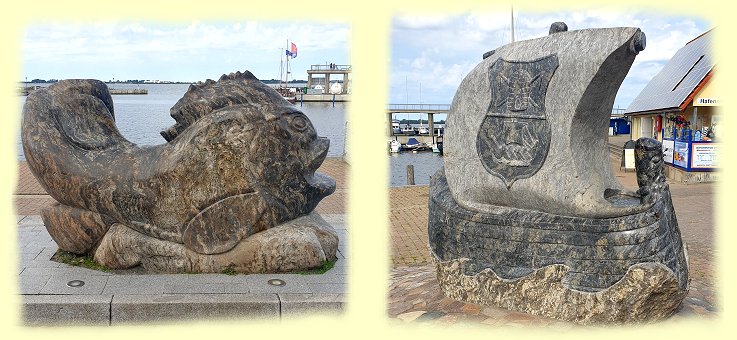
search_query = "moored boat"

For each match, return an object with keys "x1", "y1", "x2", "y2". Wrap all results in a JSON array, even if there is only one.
[
  {"x1": 388, "y1": 140, "x2": 401, "y2": 153},
  {"x1": 402, "y1": 137, "x2": 431, "y2": 152}
]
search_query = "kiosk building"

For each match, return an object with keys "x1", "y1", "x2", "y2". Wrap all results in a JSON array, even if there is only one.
[{"x1": 624, "y1": 29, "x2": 717, "y2": 183}]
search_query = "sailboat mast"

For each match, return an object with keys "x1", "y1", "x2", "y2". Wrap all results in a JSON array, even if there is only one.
[
  {"x1": 511, "y1": 6, "x2": 516, "y2": 43},
  {"x1": 279, "y1": 47, "x2": 284, "y2": 88},
  {"x1": 419, "y1": 82, "x2": 424, "y2": 128},
  {"x1": 285, "y1": 39, "x2": 290, "y2": 86}
]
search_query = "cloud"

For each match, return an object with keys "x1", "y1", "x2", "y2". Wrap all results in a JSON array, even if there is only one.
[
  {"x1": 22, "y1": 21, "x2": 349, "y2": 81},
  {"x1": 390, "y1": 10, "x2": 711, "y2": 108},
  {"x1": 393, "y1": 15, "x2": 455, "y2": 30}
]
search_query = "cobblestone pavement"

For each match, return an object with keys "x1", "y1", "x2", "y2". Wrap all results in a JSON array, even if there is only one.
[
  {"x1": 388, "y1": 151, "x2": 718, "y2": 326},
  {"x1": 14, "y1": 158, "x2": 349, "y2": 216},
  {"x1": 389, "y1": 186, "x2": 431, "y2": 267}
]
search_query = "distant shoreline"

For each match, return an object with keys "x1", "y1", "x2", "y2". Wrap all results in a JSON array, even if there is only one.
[{"x1": 18, "y1": 80, "x2": 310, "y2": 85}]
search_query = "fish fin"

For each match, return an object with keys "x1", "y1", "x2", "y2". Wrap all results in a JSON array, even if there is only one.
[{"x1": 182, "y1": 193, "x2": 264, "y2": 255}]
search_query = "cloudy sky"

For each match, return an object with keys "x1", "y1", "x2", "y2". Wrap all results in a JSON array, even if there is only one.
[
  {"x1": 390, "y1": 9, "x2": 711, "y2": 114},
  {"x1": 22, "y1": 21, "x2": 349, "y2": 82}
]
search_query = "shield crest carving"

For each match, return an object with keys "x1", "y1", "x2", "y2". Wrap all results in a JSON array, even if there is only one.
[{"x1": 476, "y1": 54, "x2": 559, "y2": 188}]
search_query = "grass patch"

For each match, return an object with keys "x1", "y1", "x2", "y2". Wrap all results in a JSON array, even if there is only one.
[
  {"x1": 297, "y1": 259, "x2": 336, "y2": 275},
  {"x1": 52, "y1": 250, "x2": 111, "y2": 272},
  {"x1": 221, "y1": 265, "x2": 238, "y2": 275}
]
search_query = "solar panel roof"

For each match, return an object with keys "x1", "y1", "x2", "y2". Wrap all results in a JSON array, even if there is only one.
[{"x1": 624, "y1": 30, "x2": 714, "y2": 114}]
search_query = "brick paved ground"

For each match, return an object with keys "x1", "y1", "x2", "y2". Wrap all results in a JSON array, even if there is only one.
[
  {"x1": 388, "y1": 145, "x2": 718, "y2": 325},
  {"x1": 389, "y1": 186, "x2": 431, "y2": 266},
  {"x1": 14, "y1": 158, "x2": 349, "y2": 216}
]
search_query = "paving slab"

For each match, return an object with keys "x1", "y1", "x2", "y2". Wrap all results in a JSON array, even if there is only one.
[
  {"x1": 163, "y1": 283, "x2": 227, "y2": 294},
  {"x1": 20, "y1": 266, "x2": 113, "y2": 277},
  {"x1": 18, "y1": 215, "x2": 44, "y2": 226},
  {"x1": 110, "y1": 294, "x2": 280, "y2": 324},
  {"x1": 227, "y1": 274, "x2": 313, "y2": 294},
  {"x1": 305, "y1": 283, "x2": 347, "y2": 294},
  {"x1": 40, "y1": 275, "x2": 109, "y2": 295},
  {"x1": 102, "y1": 275, "x2": 166, "y2": 295},
  {"x1": 18, "y1": 275, "x2": 51, "y2": 295},
  {"x1": 301, "y1": 272, "x2": 348, "y2": 284},
  {"x1": 18, "y1": 250, "x2": 41, "y2": 263}
]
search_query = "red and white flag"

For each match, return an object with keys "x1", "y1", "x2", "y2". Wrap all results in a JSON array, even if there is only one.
[{"x1": 290, "y1": 42, "x2": 298, "y2": 58}]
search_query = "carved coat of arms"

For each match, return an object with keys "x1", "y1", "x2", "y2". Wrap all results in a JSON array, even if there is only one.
[{"x1": 476, "y1": 55, "x2": 559, "y2": 188}]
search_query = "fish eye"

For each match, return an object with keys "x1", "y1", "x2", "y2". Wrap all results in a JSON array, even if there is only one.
[{"x1": 290, "y1": 114, "x2": 309, "y2": 132}]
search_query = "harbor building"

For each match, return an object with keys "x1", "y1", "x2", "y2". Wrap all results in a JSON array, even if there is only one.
[{"x1": 624, "y1": 29, "x2": 717, "y2": 184}]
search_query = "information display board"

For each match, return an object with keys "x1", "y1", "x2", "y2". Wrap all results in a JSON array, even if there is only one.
[
  {"x1": 662, "y1": 139, "x2": 674, "y2": 164},
  {"x1": 673, "y1": 141, "x2": 689, "y2": 168},
  {"x1": 623, "y1": 149, "x2": 635, "y2": 171},
  {"x1": 692, "y1": 143, "x2": 718, "y2": 169}
]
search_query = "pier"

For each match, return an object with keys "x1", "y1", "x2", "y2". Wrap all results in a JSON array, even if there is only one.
[
  {"x1": 296, "y1": 93, "x2": 350, "y2": 103},
  {"x1": 387, "y1": 103, "x2": 450, "y2": 144},
  {"x1": 307, "y1": 64, "x2": 351, "y2": 92},
  {"x1": 17, "y1": 86, "x2": 42, "y2": 96}
]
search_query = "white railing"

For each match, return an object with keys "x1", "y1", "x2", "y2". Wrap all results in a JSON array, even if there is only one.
[
  {"x1": 310, "y1": 64, "x2": 352, "y2": 71},
  {"x1": 387, "y1": 104, "x2": 451, "y2": 112}
]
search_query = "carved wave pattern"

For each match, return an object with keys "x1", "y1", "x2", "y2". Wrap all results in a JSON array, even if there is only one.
[{"x1": 427, "y1": 168, "x2": 688, "y2": 292}]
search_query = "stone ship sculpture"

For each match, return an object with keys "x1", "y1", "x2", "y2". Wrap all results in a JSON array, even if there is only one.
[
  {"x1": 428, "y1": 23, "x2": 689, "y2": 324},
  {"x1": 22, "y1": 71, "x2": 338, "y2": 274}
]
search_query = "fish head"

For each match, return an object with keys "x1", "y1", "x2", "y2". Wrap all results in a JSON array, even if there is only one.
[
  {"x1": 160, "y1": 70, "x2": 336, "y2": 222},
  {"x1": 245, "y1": 104, "x2": 336, "y2": 219}
]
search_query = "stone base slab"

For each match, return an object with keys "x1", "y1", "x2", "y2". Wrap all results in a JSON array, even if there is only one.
[
  {"x1": 93, "y1": 212, "x2": 338, "y2": 274},
  {"x1": 432, "y1": 252, "x2": 687, "y2": 324}
]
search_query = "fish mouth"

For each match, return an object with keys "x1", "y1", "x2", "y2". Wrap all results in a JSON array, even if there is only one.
[{"x1": 305, "y1": 137, "x2": 336, "y2": 197}]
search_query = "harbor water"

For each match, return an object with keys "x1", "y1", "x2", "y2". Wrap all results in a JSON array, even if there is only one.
[
  {"x1": 17, "y1": 82, "x2": 443, "y2": 186},
  {"x1": 16, "y1": 83, "x2": 347, "y2": 160},
  {"x1": 389, "y1": 152, "x2": 443, "y2": 187}
]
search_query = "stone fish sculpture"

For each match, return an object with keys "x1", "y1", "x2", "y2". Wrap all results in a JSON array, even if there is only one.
[
  {"x1": 22, "y1": 71, "x2": 338, "y2": 273},
  {"x1": 428, "y1": 24, "x2": 689, "y2": 323}
]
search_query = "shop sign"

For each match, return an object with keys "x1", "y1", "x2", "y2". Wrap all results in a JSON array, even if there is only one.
[
  {"x1": 695, "y1": 97, "x2": 718, "y2": 106},
  {"x1": 692, "y1": 143, "x2": 718, "y2": 168}
]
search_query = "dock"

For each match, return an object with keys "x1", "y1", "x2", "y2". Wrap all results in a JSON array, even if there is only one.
[
  {"x1": 295, "y1": 93, "x2": 350, "y2": 103},
  {"x1": 109, "y1": 88, "x2": 148, "y2": 95},
  {"x1": 388, "y1": 103, "x2": 450, "y2": 145}
]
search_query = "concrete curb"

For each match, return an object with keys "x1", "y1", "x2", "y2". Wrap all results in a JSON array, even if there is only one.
[{"x1": 23, "y1": 293, "x2": 347, "y2": 325}]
